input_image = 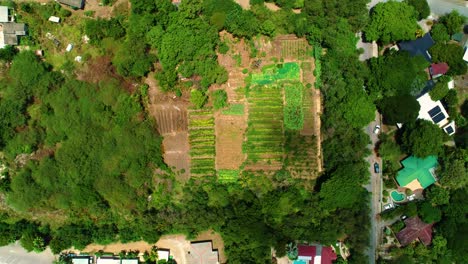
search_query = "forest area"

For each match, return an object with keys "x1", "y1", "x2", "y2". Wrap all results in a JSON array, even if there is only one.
[{"x1": 0, "y1": 0, "x2": 466, "y2": 264}]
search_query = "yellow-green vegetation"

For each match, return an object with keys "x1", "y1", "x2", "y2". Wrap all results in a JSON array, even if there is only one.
[
  {"x1": 217, "y1": 170, "x2": 240, "y2": 183},
  {"x1": 188, "y1": 109, "x2": 216, "y2": 177}
]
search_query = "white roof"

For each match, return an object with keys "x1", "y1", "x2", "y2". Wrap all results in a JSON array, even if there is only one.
[
  {"x1": 0, "y1": 6, "x2": 8, "y2": 23},
  {"x1": 314, "y1": 256, "x2": 322, "y2": 264},
  {"x1": 96, "y1": 258, "x2": 120, "y2": 264},
  {"x1": 121, "y1": 260, "x2": 138, "y2": 264},
  {"x1": 158, "y1": 250, "x2": 170, "y2": 261},
  {"x1": 448, "y1": 80, "x2": 454, "y2": 89},
  {"x1": 417, "y1": 93, "x2": 449, "y2": 128},
  {"x1": 464, "y1": 48, "x2": 468, "y2": 62},
  {"x1": 71, "y1": 258, "x2": 91, "y2": 264},
  {"x1": 49, "y1": 16, "x2": 60, "y2": 23},
  {"x1": 66, "y1": 43, "x2": 74, "y2": 52}
]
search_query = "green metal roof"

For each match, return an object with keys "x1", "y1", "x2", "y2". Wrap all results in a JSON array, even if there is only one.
[
  {"x1": 396, "y1": 156, "x2": 438, "y2": 189},
  {"x1": 452, "y1": 33, "x2": 464, "y2": 42}
]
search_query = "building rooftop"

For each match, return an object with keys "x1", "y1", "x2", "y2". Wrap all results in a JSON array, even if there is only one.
[
  {"x1": 430, "y1": 63, "x2": 449, "y2": 77},
  {"x1": 417, "y1": 93, "x2": 450, "y2": 128},
  {"x1": 297, "y1": 245, "x2": 337, "y2": 264},
  {"x1": 398, "y1": 33, "x2": 435, "y2": 62},
  {"x1": 0, "y1": 6, "x2": 8, "y2": 23},
  {"x1": 188, "y1": 241, "x2": 219, "y2": 264},
  {"x1": 396, "y1": 156, "x2": 438, "y2": 191},
  {"x1": 396, "y1": 216, "x2": 434, "y2": 246},
  {"x1": 57, "y1": 0, "x2": 84, "y2": 9}
]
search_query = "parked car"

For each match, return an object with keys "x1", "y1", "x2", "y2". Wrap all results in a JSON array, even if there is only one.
[
  {"x1": 383, "y1": 203, "x2": 394, "y2": 211},
  {"x1": 401, "y1": 215, "x2": 407, "y2": 220},
  {"x1": 373, "y1": 125, "x2": 381, "y2": 134},
  {"x1": 374, "y1": 162, "x2": 380, "y2": 173}
]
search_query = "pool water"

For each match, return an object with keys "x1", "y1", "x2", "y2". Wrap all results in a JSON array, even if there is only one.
[
  {"x1": 391, "y1": 191, "x2": 406, "y2": 202},
  {"x1": 293, "y1": 261, "x2": 307, "y2": 264}
]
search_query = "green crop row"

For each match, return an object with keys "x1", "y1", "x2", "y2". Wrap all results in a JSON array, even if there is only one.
[{"x1": 189, "y1": 118, "x2": 214, "y2": 127}]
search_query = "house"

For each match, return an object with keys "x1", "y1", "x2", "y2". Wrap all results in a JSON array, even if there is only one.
[
  {"x1": 396, "y1": 156, "x2": 438, "y2": 191},
  {"x1": 157, "y1": 248, "x2": 170, "y2": 261},
  {"x1": 0, "y1": 22, "x2": 26, "y2": 48},
  {"x1": 188, "y1": 241, "x2": 219, "y2": 264},
  {"x1": 294, "y1": 244, "x2": 337, "y2": 264},
  {"x1": 96, "y1": 257, "x2": 138, "y2": 264},
  {"x1": 49, "y1": 16, "x2": 61, "y2": 23},
  {"x1": 416, "y1": 92, "x2": 455, "y2": 135},
  {"x1": 57, "y1": 0, "x2": 85, "y2": 9},
  {"x1": 71, "y1": 256, "x2": 93, "y2": 264},
  {"x1": 429, "y1": 63, "x2": 449, "y2": 78},
  {"x1": 398, "y1": 33, "x2": 435, "y2": 62},
  {"x1": 0, "y1": 6, "x2": 9, "y2": 22},
  {"x1": 464, "y1": 48, "x2": 468, "y2": 62},
  {"x1": 396, "y1": 216, "x2": 434, "y2": 246}
]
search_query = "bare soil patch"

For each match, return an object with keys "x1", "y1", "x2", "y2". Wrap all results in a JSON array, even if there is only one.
[
  {"x1": 162, "y1": 132, "x2": 190, "y2": 180},
  {"x1": 215, "y1": 113, "x2": 246, "y2": 170},
  {"x1": 234, "y1": 0, "x2": 250, "y2": 9}
]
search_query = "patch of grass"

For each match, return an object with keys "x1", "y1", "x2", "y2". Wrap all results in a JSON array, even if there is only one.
[
  {"x1": 218, "y1": 170, "x2": 240, "y2": 183},
  {"x1": 251, "y1": 62, "x2": 300, "y2": 85},
  {"x1": 222, "y1": 104, "x2": 244, "y2": 115}
]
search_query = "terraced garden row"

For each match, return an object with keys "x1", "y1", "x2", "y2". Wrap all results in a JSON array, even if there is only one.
[
  {"x1": 284, "y1": 132, "x2": 319, "y2": 179},
  {"x1": 188, "y1": 109, "x2": 216, "y2": 177},
  {"x1": 243, "y1": 85, "x2": 284, "y2": 169}
]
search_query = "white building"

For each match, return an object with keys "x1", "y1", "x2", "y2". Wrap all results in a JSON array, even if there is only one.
[
  {"x1": 416, "y1": 93, "x2": 455, "y2": 135},
  {"x1": 0, "y1": 6, "x2": 9, "y2": 22},
  {"x1": 49, "y1": 16, "x2": 61, "y2": 23}
]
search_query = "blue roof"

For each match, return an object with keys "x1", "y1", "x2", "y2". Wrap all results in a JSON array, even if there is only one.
[{"x1": 398, "y1": 33, "x2": 435, "y2": 62}]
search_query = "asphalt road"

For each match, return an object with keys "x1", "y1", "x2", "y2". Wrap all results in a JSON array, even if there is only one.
[
  {"x1": 0, "y1": 242, "x2": 55, "y2": 264},
  {"x1": 364, "y1": 111, "x2": 382, "y2": 264}
]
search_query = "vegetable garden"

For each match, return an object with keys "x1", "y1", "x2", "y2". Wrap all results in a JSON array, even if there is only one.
[{"x1": 188, "y1": 109, "x2": 216, "y2": 177}]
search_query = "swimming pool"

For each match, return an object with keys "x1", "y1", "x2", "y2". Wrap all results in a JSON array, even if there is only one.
[
  {"x1": 293, "y1": 260, "x2": 307, "y2": 264},
  {"x1": 391, "y1": 191, "x2": 406, "y2": 202}
]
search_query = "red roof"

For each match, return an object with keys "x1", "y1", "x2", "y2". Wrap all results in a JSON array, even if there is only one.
[
  {"x1": 297, "y1": 245, "x2": 337, "y2": 264},
  {"x1": 430, "y1": 63, "x2": 449, "y2": 76},
  {"x1": 396, "y1": 216, "x2": 434, "y2": 246}
]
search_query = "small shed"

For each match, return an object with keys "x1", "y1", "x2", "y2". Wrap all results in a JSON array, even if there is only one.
[
  {"x1": 57, "y1": 0, "x2": 85, "y2": 9},
  {"x1": 0, "y1": 6, "x2": 8, "y2": 22},
  {"x1": 48, "y1": 16, "x2": 61, "y2": 23},
  {"x1": 66, "y1": 43, "x2": 73, "y2": 52}
]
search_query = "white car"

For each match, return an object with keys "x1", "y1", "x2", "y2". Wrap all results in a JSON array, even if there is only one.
[
  {"x1": 373, "y1": 125, "x2": 381, "y2": 134},
  {"x1": 383, "y1": 203, "x2": 394, "y2": 211}
]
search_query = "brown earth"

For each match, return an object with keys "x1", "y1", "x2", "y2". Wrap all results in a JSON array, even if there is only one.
[{"x1": 215, "y1": 113, "x2": 246, "y2": 170}]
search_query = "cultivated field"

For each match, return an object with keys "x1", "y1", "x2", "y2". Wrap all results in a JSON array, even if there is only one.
[{"x1": 188, "y1": 109, "x2": 216, "y2": 177}]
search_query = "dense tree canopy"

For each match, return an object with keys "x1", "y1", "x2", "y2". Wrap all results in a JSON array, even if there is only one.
[
  {"x1": 439, "y1": 10, "x2": 466, "y2": 35},
  {"x1": 378, "y1": 95, "x2": 420, "y2": 124},
  {"x1": 404, "y1": 0, "x2": 430, "y2": 20},
  {"x1": 401, "y1": 120, "x2": 445, "y2": 158},
  {"x1": 429, "y1": 43, "x2": 467, "y2": 76},
  {"x1": 365, "y1": 1, "x2": 419, "y2": 44}
]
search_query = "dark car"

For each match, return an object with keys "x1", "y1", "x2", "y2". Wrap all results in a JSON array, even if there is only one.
[{"x1": 374, "y1": 162, "x2": 380, "y2": 173}]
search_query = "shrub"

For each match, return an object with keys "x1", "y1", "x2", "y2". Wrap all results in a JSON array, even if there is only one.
[
  {"x1": 218, "y1": 42, "x2": 229, "y2": 54},
  {"x1": 190, "y1": 89, "x2": 207, "y2": 109},
  {"x1": 212, "y1": 90, "x2": 228, "y2": 110}
]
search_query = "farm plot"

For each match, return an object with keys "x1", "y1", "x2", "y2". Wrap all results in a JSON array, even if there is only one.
[
  {"x1": 188, "y1": 109, "x2": 216, "y2": 177},
  {"x1": 284, "y1": 132, "x2": 319, "y2": 180},
  {"x1": 243, "y1": 85, "x2": 284, "y2": 170},
  {"x1": 280, "y1": 38, "x2": 312, "y2": 61},
  {"x1": 215, "y1": 113, "x2": 246, "y2": 171},
  {"x1": 251, "y1": 63, "x2": 300, "y2": 85}
]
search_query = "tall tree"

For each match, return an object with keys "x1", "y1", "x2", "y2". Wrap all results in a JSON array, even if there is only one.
[
  {"x1": 404, "y1": 0, "x2": 430, "y2": 20},
  {"x1": 438, "y1": 147, "x2": 468, "y2": 190},
  {"x1": 378, "y1": 95, "x2": 420, "y2": 124},
  {"x1": 401, "y1": 120, "x2": 445, "y2": 158},
  {"x1": 439, "y1": 10, "x2": 466, "y2": 35},
  {"x1": 365, "y1": 1, "x2": 419, "y2": 44}
]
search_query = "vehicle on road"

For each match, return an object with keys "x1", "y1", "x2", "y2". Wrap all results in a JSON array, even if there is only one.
[
  {"x1": 374, "y1": 162, "x2": 380, "y2": 173},
  {"x1": 383, "y1": 203, "x2": 394, "y2": 211},
  {"x1": 373, "y1": 125, "x2": 381, "y2": 134}
]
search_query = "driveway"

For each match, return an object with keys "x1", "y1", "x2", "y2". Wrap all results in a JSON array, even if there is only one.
[
  {"x1": 0, "y1": 242, "x2": 55, "y2": 264},
  {"x1": 363, "y1": 111, "x2": 382, "y2": 264}
]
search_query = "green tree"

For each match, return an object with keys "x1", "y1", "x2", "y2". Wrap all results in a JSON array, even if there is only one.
[
  {"x1": 418, "y1": 201, "x2": 442, "y2": 223},
  {"x1": 401, "y1": 120, "x2": 444, "y2": 158},
  {"x1": 0, "y1": 45, "x2": 18, "y2": 62},
  {"x1": 426, "y1": 185, "x2": 450, "y2": 206},
  {"x1": 378, "y1": 95, "x2": 420, "y2": 124},
  {"x1": 438, "y1": 148, "x2": 468, "y2": 189},
  {"x1": 404, "y1": 0, "x2": 430, "y2": 20},
  {"x1": 190, "y1": 89, "x2": 207, "y2": 109},
  {"x1": 378, "y1": 134, "x2": 402, "y2": 168},
  {"x1": 365, "y1": 1, "x2": 419, "y2": 43},
  {"x1": 212, "y1": 90, "x2": 228, "y2": 110},
  {"x1": 429, "y1": 43, "x2": 467, "y2": 76},
  {"x1": 430, "y1": 23, "x2": 450, "y2": 43},
  {"x1": 429, "y1": 79, "x2": 449, "y2": 101},
  {"x1": 439, "y1": 10, "x2": 466, "y2": 35}
]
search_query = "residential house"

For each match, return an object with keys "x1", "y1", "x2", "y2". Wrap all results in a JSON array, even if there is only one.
[
  {"x1": 294, "y1": 245, "x2": 337, "y2": 264},
  {"x1": 57, "y1": 0, "x2": 85, "y2": 9},
  {"x1": 429, "y1": 63, "x2": 449, "y2": 79},
  {"x1": 398, "y1": 33, "x2": 435, "y2": 62},
  {"x1": 71, "y1": 256, "x2": 93, "y2": 264},
  {"x1": 396, "y1": 156, "x2": 438, "y2": 191},
  {"x1": 0, "y1": 22, "x2": 26, "y2": 48},
  {"x1": 416, "y1": 92, "x2": 456, "y2": 135},
  {"x1": 188, "y1": 241, "x2": 219, "y2": 264},
  {"x1": 396, "y1": 216, "x2": 434, "y2": 246},
  {"x1": 157, "y1": 248, "x2": 170, "y2": 261},
  {"x1": 96, "y1": 257, "x2": 138, "y2": 264}
]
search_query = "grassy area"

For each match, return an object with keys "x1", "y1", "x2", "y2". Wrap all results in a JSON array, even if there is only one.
[
  {"x1": 217, "y1": 170, "x2": 240, "y2": 183},
  {"x1": 283, "y1": 82, "x2": 304, "y2": 130},
  {"x1": 251, "y1": 62, "x2": 300, "y2": 85},
  {"x1": 222, "y1": 104, "x2": 245, "y2": 115}
]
